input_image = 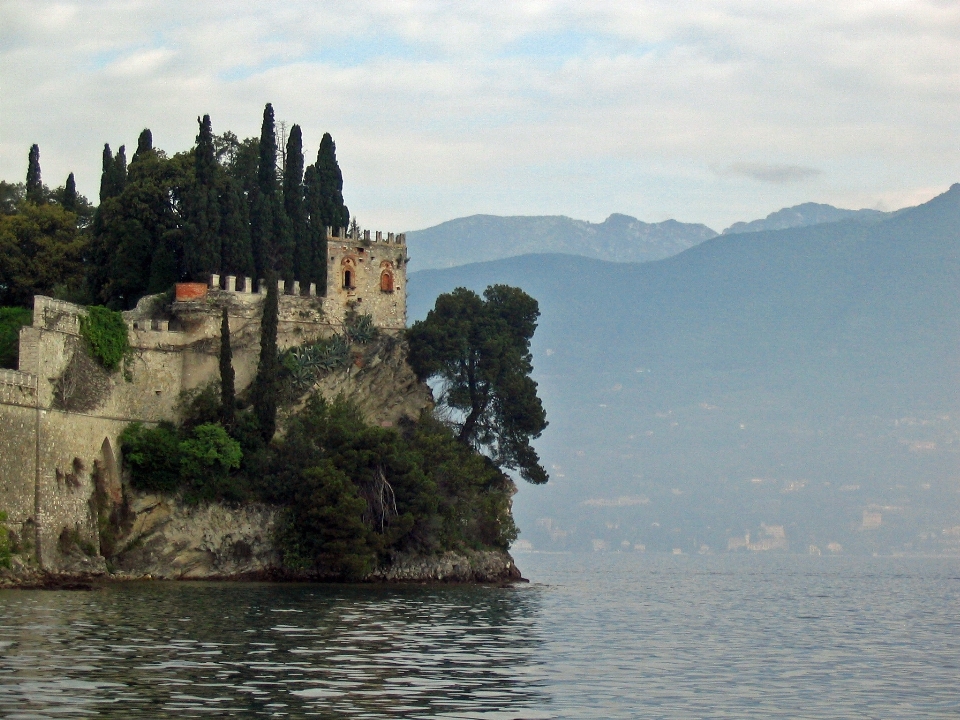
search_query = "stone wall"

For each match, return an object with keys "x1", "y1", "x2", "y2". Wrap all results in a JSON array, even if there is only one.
[{"x1": 0, "y1": 247, "x2": 410, "y2": 570}]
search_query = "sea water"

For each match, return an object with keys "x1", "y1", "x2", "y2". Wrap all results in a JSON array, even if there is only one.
[{"x1": 0, "y1": 553, "x2": 958, "y2": 719}]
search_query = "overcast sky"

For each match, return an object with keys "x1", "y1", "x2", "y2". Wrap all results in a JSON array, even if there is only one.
[{"x1": 2, "y1": 0, "x2": 959, "y2": 232}]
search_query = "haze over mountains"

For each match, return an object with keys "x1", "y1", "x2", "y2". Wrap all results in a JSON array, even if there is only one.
[
  {"x1": 408, "y1": 186, "x2": 960, "y2": 556},
  {"x1": 405, "y1": 202, "x2": 894, "y2": 270}
]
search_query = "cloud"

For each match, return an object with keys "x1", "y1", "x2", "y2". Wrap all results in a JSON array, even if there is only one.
[
  {"x1": 722, "y1": 162, "x2": 823, "y2": 184},
  {"x1": 1, "y1": 1, "x2": 958, "y2": 231}
]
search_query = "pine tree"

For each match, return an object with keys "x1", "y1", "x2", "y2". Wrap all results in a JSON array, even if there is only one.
[
  {"x1": 252, "y1": 272, "x2": 280, "y2": 442},
  {"x1": 219, "y1": 307, "x2": 235, "y2": 426},
  {"x1": 26, "y1": 145, "x2": 42, "y2": 204},
  {"x1": 283, "y1": 124, "x2": 306, "y2": 287},
  {"x1": 62, "y1": 173, "x2": 77, "y2": 212},
  {"x1": 182, "y1": 114, "x2": 221, "y2": 280}
]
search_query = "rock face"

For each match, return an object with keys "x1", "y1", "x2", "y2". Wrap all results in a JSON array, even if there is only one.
[
  {"x1": 368, "y1": 550, "x2": 523, "y2": 583},
  {"x1": 98, "y1": 490, "x2": 522, "y2": 583},
  {"x1": 300, "y1": 334, "x2": 433, "y2": 427},
  {"x1": 111, "y1": 493, "x2": 283, "y2": 579}
]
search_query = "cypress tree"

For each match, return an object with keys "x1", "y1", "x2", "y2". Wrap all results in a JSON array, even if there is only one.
[
  {"x1": 250, "y1": 103, "x2": 292, "y2": 281},
  {"x1": 99, "y1": 144, "x2": 127, "y2": 202},
  {"x1": 250, "y1": 104, "x2": 277, "y2": 279},
  {"x1": 26, "y1": 144, "x2": 42, "y2": 204},
  {"x1": 313, "y1": 133, "x2": 349, "y2": 230},
  {"x1": 258, "y1": 104, "x2": 278, "y2": 194},
  {"x1": 99, "y1": 144, "x2": 114, "y2": 203},
  {"x1": 219, "y1": 307, "x2": 235, "y2": 426},
  {"x1": 283, "y1": 124, "x2": 306, "y2": 287},
  {"x1": 304, "y1": 132, "x2": 349, "y2": 294},
  {"x1": 182, "y1": 114, "x2": 221, "y2": 280},
  {"x1": 218, "y1": 177, "x2": 255, "y2": 278},
  {"x1": 252, "y1": 272, "x2": 280, "y2": 441},
  {"x1": 302, "y1": 164, "x2": 327, "y2": 294},
  {"x1": 62, "y1": 173, "x2": 77, "y2": 212},
  {"x1": 113, "y1": 145, "x2": 128, "y2": 196},
  {"x1": 132, "y1": 129, "x2": 153, "y2": 164}
]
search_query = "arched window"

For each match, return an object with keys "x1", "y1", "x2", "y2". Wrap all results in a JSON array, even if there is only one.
[
  {"x1": 380, "y1": 271, "x2": 394, "y2": 292},
  {"x1": 341, "y1": 256, "x2": 356, "y2": 290}
]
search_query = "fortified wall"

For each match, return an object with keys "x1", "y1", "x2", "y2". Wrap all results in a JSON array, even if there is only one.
[{"x1": 0, "y1": 228, "x2": 408, "y2": 570}]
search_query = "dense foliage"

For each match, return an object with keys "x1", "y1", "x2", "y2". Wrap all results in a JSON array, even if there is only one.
[
  {"x1": 0, "y1": 307, "x2": 31, "y2": 369},
  {"x1": 119, "y1": 421, "x2": 243, "y2": 503},
  {"x1": 407, "y1": 284, "x2": 549, "y2": 484},
  {"x1": 0, "y1": 104, "x2": 349, "y2": 311},
  {"x1": 79, "y1": 306, "x2": 130, "y2": 371}
]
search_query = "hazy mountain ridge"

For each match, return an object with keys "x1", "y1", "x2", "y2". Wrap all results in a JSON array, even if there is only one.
[
  {"x1": 405, "y1": 213, "x2": 718, "y2": 270},
  {"x1": 722, "y1": 202, "x2": 890, "y2": 235},
  {"x1": 407, "y1": 201, "x2": 909, "y2": 271},
  {"x1": 408, "y1": 184, "x2": 960, "y2": 556}
]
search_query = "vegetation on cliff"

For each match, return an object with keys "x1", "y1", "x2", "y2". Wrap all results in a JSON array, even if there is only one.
[{"x1": 115, "y1": 287, "x2": 540, "y2": 579}]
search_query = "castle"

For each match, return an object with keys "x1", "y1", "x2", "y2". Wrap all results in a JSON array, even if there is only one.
[{"x1": 0, "y1": 227, "x2": 408, "y2": 570}]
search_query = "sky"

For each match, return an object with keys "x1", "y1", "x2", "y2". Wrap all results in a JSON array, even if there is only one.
[{"x1": 2, "y1": 0, "x2": 959, "y2": 233}]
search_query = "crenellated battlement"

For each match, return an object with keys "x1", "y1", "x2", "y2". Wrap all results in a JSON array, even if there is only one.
[{"x1": 0, "y1": 369, "x2": 38, "y2": 390}]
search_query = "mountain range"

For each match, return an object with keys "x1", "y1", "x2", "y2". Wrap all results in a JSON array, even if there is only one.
[
  {"x1": 407, "y1": 185, "x2": 960, "y2": 556},
  {"x1": 405, "y1": 202, "x2": 894, "y2": 271}
]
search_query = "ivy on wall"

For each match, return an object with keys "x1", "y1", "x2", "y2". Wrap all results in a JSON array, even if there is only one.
[{"x1": 79, "y1": 306, "x2": 129, "y2": 371}]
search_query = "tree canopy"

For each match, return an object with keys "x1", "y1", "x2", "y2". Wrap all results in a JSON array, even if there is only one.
[
  {"x1": 0, "y1": 105, "x2": 350, "y2": 309},
  {"x1": 407, "y1": 284, "x2": 549, "y2": 484}
]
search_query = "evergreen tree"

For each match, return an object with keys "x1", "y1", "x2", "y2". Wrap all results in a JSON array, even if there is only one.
[
  {"x1": 252, "y1": 273, "x2": 280, "y2": 441},
  {"x1": 302, "y1": 164, "x2": 327, "y2": 293},
  {"x1": 407, "y1": 284, "x2": 550, "y2": 484},
  {"x1": 250, "y1": 104, "x2": 292, "y2": 281},
  {"x1": 250, "y1": 104, "x2": 276, "y2": 279},
  {"x1": 113, "y1": 145, "x2": 128, "y2": 195},
  {"x1": 99, "y1": 144, "x2": 113, "y2": 203},
  {"x1": 182, "y1": 115, "x2": 221, "y2": 280},
  {"x1": 219, "y1": 307, "x2": 235, "y2": 426},
  {"x1": 98, "y1": 144, "x2": 127, "y2": 203},
  {"x1": 62, "y1": 173, "x2": 77, "y2": 212},
  {"x1": 283, "y1": 124, "x2": 306, "y2": 287},
  {"x1": 303, "y1": 132, "x2": 349, "y2": 293},
  {"x1": 309, "y1": 133, "x2": 349, "y2": 230},
  {"x1": 133, "y1": 129, "x2": 153, "y2": 163},
  {"x1": 218, "y1": 177, "x2": 254, "y2": 278},
  {"x1": 26, "y1": 145, "x2": 42, "y2": 204}
]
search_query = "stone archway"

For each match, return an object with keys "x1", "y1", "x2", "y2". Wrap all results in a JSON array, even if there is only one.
[{"x1": 91, "y1": 437, "x2": 124, "y2": 556}]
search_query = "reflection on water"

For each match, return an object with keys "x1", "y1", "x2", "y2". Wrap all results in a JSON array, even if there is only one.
[
  {"x1": 2, "y1": 554, "x2": 960, "y2": 718},
  {"x1": 0, "y1": 583, "x2": 547, "y2": 718}
]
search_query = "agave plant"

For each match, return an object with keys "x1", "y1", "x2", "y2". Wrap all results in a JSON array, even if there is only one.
[{"x1": 345, "y1": 313, "x2": 378, "y2": 345}]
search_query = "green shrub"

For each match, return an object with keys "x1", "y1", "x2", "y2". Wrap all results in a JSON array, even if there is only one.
[
  {"x1": 179, "y1": 423, "x2": 242, "y2": 486},
  {"x1": 120, "y1": 422, "x2": 182, "y2": 493},
  {"x1": 79, "y1": 306, "x2": 130, "y2": 371},
  {"x1": 176, "y1": 382, "x2": 222, "y2": 429},
  {"x1": 0, "y1": 307, "x2": 31, "y2": 369}
]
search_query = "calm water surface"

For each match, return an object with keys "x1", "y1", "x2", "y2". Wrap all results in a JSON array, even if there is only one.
[{"x1": 1, "y1": 553, "x2": 958, "y2": 718}]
